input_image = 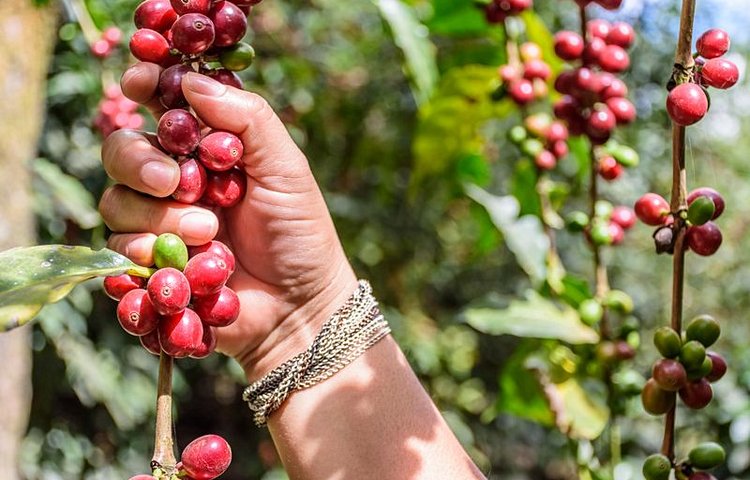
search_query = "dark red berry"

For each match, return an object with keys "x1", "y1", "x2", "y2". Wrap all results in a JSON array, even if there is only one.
[
  {"x1": 204, "y1": 68, "x2": 243, "y2": 89},
  {"x1": 611, "y1": 206, "x2": 636, "y2": 229},
  {"x1": 667, "y1": 83, "x2": 708, "y2": 126},
  {"x1": 172, "y1": 158, "x2": 208, "y2": 204},
  {"x1": 158, "y1": 308, "x2": 204, "y2": 357},
  {"x1": 587, "y1": 19, "x2": 611, "y2": 40},
  {"x1": 140, "y1": 329, "x2": 162, "y2": 356},
  {"x1": 606, "y1": 21, "x2": 635, "y2": 48},
  {"x1": 508, "y1": 79, "x2": 534, "y2": 104},
  {"x1": 190, "y1": 325, "x2": 217, "y2": 359},
  {"x1": 554, "y1": 31, "x2": 584, "y2": 61},
  {"x1": 181, "y1": 434, "x2": 232, "y2": 480},
  {"x1": 523, "y1": 59, "x2": 551, "y2": 81},
  {"x1": 652, "y1": 359, "x2": 688, "y2": 392},
  {"x1": 117, "y1": 289, "x2": 161, "y2": 336},
  {"x1": 553, "y1": 95, "x2": 580, "y2": 120},
  {"x1": 171, "y1": 13, "x2": 216, "y2": 55},
  {"x1": 686, "y1": 222, "x2": 722, "y2": 256},
  {"x1": 193, "y1": 286, "x2": 240, "y2": 327},
  {"x1": 596, "y1": 0, "x2": 623, "y2": 10},
  {"x1": 574, "y1": 67, "x2": 601, "y2": 93},
  {"x1": 598, "y1": 45, "x2": 630, "y2": 73},
  {"x1": 688, "y1": 474, "x2": 717, "y2": 480},
  {"x1": 198, "y1": 131, "x2": 244, "y2": 171},
  {"x1": 600, "y1": 78, "x2": 628, "y2": 100},
  {"x1": 606, "y1": 97, "x2": 636, "y2": 124},
  {"x1": 147, "y1": 267, "x2": 191, "y2": 315},
  {"x1": 91, "y1": 39, "x2": 114, "y2": 58},
  {"x1": 202, "y1": 168, "x2": 247, "y2": 207},
  {"x1": 169, "y1": 0, "x2": 211, "y2": 15},
  {"x1": 583, "y1": 37, "x2": 606, "y2": 66},
  {"x1": 129, "y1": 29, "x2": 171, "y2": 64},
  {"x1": 184, "y1": 252, "x2": 231, "y2": 296},
  {"x1": 158, "y1": 64, "x2": 193, "y2": 109},
  {"x1": 554, "y1": 70, "x2": 575, "y2": 95},
  {"x1": 545, "y1": 121, "x2": 569, "y2": 143},
  {"x1": 104, "y1": 274, "x2": 146, "y2": 301},
  {"x1": 188, "y1": 241, "x2": 236, "y2": 273},
  {"x1": 134, "y1": 0, "x2": 178, "y2": 32},
  {"x1": 209, "y1": 0, "x2": 248, "y2": 47},
  {"x1": 642, "y1": 378, "x2": 675, "y2": 415},
  {"x1": 679, "y1": 378, "x2": 713, "y2": 409},
  {"x1": 705, "y1": 351, "x2": 727, "y2": 382},
  {"x1": 158, "y1": 109, "x2": 202, "y2": 156},
  {"x1": 587, "y1": 105, "x2": 617, "y2": 136},
  {"x1": 701, "y1": 58, "x2": 740, "y2": 89},
  {"x1": 635, "y1": 193, "x2": 670, "y2": 226},
  {"x1": 696, "y1": 29, "x2": 731, "y2": 59},
  {"x1": 534, "y1": 150, "x2": 556, "y2": 170},
  {"x1": 688, "y1": 187, "x2": 725, "y2": 219},
  {"x1": 597, "y1": 156, "x2": 622, "y2": 181}
]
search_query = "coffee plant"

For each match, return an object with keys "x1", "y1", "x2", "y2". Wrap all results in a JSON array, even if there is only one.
[{"x1": 2, "y1": 0, "x2": 750, "y2": 478}]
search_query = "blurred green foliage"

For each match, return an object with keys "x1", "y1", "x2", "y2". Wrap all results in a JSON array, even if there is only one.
[{"x1": 21, "y1": 0, "x2": 750, "y2": 478}]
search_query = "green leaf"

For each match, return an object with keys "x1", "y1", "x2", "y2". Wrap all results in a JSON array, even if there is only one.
[
  {"x1": 465, "y1": 290, "x2": 599, "y2": 344},
  {"x1": 0, "y1": 246, "x2": 151, "y2": 331},
  {"x1": 428, "y1": 0, "x2": 488, "y2": 36},
  {"x1": 510, "y1": 159, "x2": 542, "y2": 217},
  {"x1": 465, "y1": 184, "x2": 548, "y2": 285},
  {"x1": 553, "y1": 378, "x2": 609, "y2": 440},
  {"x1": 495, "y1": 341, "x2": 555, "y2": 426},
  {"x1": 375, "y1": 0, "x2": 438, "y2": 105},
  {"x1": 33, "y1": 158, "x2": 102, "y2": 229}
]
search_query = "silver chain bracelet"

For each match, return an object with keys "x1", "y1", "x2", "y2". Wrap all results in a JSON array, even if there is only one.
[{"x1": 242, "y1": 280, "x2": 391, "y2": 427}]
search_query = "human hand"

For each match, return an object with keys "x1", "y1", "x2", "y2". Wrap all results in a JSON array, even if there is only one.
[{"x1": 100, "y1": 63, "x2": 357, "y2": 380}]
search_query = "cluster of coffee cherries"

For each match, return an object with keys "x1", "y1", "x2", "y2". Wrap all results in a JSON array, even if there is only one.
[
  {"x1": 553, "y1": 18, "x2": 636, "y2": 144},
  {"x1": 567, "y1": 200, "x2": 636, "y2": 247},
  {"x1": 91, "y1": 26, "x2": 124, "y2": 59},
  {"x1": 482, "y1": 0, "x2": 533, "y2": 24},
  {"x1": 93, "y1": 84, "x2": 145, "y2": 138},
  {"x1": 594, "y1": 139, "x2": 639, "y2": 182},
  {"x1": 129, "y1": 434, "x2": 232, "y2": 480},
  {"x1": 104, "y1": 234, "x2": 239, "y2": 359},
  {"x1": 635, "y1": 187, "x2": 725, "y2": 256},
  {"x1": 667, "y1": 29, "x2": 740, "y2": 126},
  {"x1": 506, "y1": 112, "x2": 568, "y2": 170},
  {"x1": 643, "y1": 441, "x2": 726, "y2": 480},
  {"x1": 497, "y1": 42, "x2": 552, "y2": 106}
]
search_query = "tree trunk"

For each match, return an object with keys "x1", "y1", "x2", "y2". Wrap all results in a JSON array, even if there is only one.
[{"x1": 0, "y1": 1, "x2": 56, "y2": 478}]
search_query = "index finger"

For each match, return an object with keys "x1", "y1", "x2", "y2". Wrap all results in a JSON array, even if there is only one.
[{"x1": 121, "y1": 62, "x2": 166, "y2": 120}]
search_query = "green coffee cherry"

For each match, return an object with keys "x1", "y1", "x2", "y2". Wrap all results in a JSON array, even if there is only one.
[
  {"x1": 688, "y1": 355, "x2": 714, "y2": 381},
  {"x1": 594, "y1": 200, "x2": 614, "y2": 219},
  {"x1": 680, "y1": 340, "x2": 707, "y2": 371},
  {"x1": 153, "y1": 233, "x2": 188, "y2": 271},
  {"x1": 686, "y1": 314, "x2": 721, "y2": 348},
  {"x1": 566, "y1": 211, "x2": 590, "y2": 232},
  {"x1": 687, "y1": 196, "x2": 716, "y2": 226},
  {"x1": 603, "y1": 290, "x2": 634, "y2": 314},
  {"x1": 688, "y1": 442, "x2": 726, "y2": 470},
  {"x1": 654, "y1": 327, "x2": 682, "y2": 358},
  {"x1": 589, "y1": 221, "x2": 613, "y2": 246},
  {"x1": 579, "y1": 299, "x2": 603, "y2": 325},
  {"x1": 612, "y1": 145, "x2": 640, "y2": 167},
  {"x1": 520, "y1": 138, "x2": 545, "y2": 158},
  {"x1": 220, "y1": 42, "x2": 256, "y2": 71},
  {"x1": 642, "y1": 453, "x2": 671, "y2": 480},
  {"x1": 508, "y1": 125, "x2": 527, "y2": 145}
]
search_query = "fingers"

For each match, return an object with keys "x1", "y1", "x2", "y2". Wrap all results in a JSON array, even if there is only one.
[
  {"x1": 99, "y1": 185, "x2": 219, "y2": 245},
  {"x1": 107, "y1": 233, "x2": 157, "y2": 267},
  {"x1": 181, "y1": 73, "x2": 314, "y2": 188},
  {"x1": 102, "y1": 130, "x2": 180, "y2": 198},
  {"x1": 121, "y1": 62, "x2": 166, "y2": 119}
]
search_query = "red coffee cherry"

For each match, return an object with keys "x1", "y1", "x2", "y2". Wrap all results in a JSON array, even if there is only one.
[
  {"x1": 678, "y1": 378, "x2": 713, "y2": 409},
  {"x1": 188, "y1": 240, "x2": 236, "y2": 273},
  {"x1": 696, "y1": 28, "x2": 731, "y2": 59},
  {"x1": 147, "y1": 267, "x2": 191, "y2": 315},
  {"x1": 193, "y1": 286, "x2": 240, "y2": 327},
  {"x1": 190, "y1": 325, "x2": 217, "y2": 359},
  {"x1": 117, "y1": 289, "x2": 161, "y2": 336},
  {"x1": 198, "y1": 131, "x2": 244, "y2": 171},
  {"x1": 608, "y1": 222, "x2": 625, "y2": 246},
  {"x1": 688, "y1": 474, "x2": 717, "y2": 480},
  {"x1": 181, "y1": 434, "x2": 232, "y2": 480},
  {"x1": 705, "y1": 351, "x2": 727, "y2": 382},
  {"x1": 104, "y1": 274, "x2": 146, "y2": 301},
  {"x1": 687, "y1": 187, "x2": 725, "y2": 219},
  {"x1": 554, "y1": 70, "x2": 576, "y2": 95},
  {"x1": 551, "y1": 140, "x2": 568, "y2": 159},
  {"x1": 158, "y1": 65, "x2": 193, "y2": 109},
  {"x1": 583, "y1": 37, "x2": 606, "y2": 66},
  {"x1": 129, "y1": 29, "x2": 171, "y2": 64},
  {"x1": 534, "y1": 150, "x2": 556, "y2": 171},
  {"x1": 666, "y1": 83, "x2": 708, "y2": 126},
  {"x1": 134, "y1": 0, "x2": 178, "y2": 32},
  {"x1": 635, "y1": 193, "x2": 670, "y2": 226},
  {"x1": 611, "y1": 206, "x2": 636, "y2": 229},
  {"x1": 172, "y1": 157, "x2": 208, "y2": 204},
  {"x1": 209, "y1": 0, "x2": 248, "y2": 47},
  {"x1": 158, "y1": 109, "x2": 202, "y2": 156},
  {"x1": 508, "y1": 79, "x2": 535, "y2": 105},
  {"x1": 587, "y1": 19, "x2": 611, "y2": 40},
  {"x1": 171, "y1": 13, "x2": 216, "y2": 55},
  {"x1": 545, "y1": 121, "x2": 569, "y2": 143},
  {"x1": 701, "y1": 58, "x2": 740, "y2": 89},
  {"x1": 596, "y1": 0, "x2": 623, "y2": 10},
  {"x1": 498, "y1": 64, "x2": 520, "y2": 83},
  {"x1": 587, "y1": 105, "x2": 617, "y2": 137},
  {"x1": 202, "y1": 168, "x2": 247, "y2": 208},
  {"x1": 184, "y1": 252, "x2": 231, "y2": 296},
  {"x1": 523, "y1": 59, "x2": 551, "y2": 81},
  {"x1": 606, "y1": 21, "x2": 635, "y2": 48},
  {"x1": 204, "y1": 68, "x2": 243, "y2": 89},
  {"x1": 606, "y1": 97, "x2": 636, "y2": 124},
  {"x1": 170, "y1": 0, "x2": 211, "y2": 15},
  {"x1": 642, "y1": 378, "x2": 676, "y2": 415},
  {"x1": 554, "y1": 31, "x2": 584, "y2": 61},
  {"x1": 139, "y1": 329, "x2": 162, "y2": 356},
  {"x1": 158, "y1": 308, "x2": 204, "y2": 357},
  {"x1": 597, "y1": 156, "x2": 622, "y2": 181},
  {"x1": 652, "y1": 359, "x2": 688, "y2": 392},
  {"x1": 598, "y1": 45, "x2": 630, "y2": 73},
  {"x1": 600, "y1": 77, "x2": 628, "y2": 100},
  {"x1": 686, "y1": 222, "x2": 723, "y2": 256}
]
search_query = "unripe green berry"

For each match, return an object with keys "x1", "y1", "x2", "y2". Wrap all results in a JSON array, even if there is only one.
[
  {"x1": 220, "y1": 42, "x2": 256, "y2": 71},
  {"x1": 642, "y1": 453, "x2": 671, "y2": 480},
  {"x1": 654, "y1": 327, "x2": 682, "y2": 358},
  {"x1": 603, "y1": 290, "x2": 634, "y2": 314},
  {"x1": 687, "y1": 196, "x2": 716, "y2": 226},
  {"x1": 688, "y1": 442, "x2": 726, "y2": 470},
  {"x1": 153, "y1": 233, "x2": 189, "y2": 271},
  {"x1": 686, "y1": 314, "x2": 720, "y2": 348},
  {"x1": 508, "y1": 126, "x2": 527, "y2": 145},
  {"x1": 680, "y1": 340, "x2": 707, "y2": 371},
  {"x1": 579, "y1": 299, "x2": 603, "y2": 325}
]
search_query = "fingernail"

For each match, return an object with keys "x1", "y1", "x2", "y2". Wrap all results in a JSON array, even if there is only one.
[
  {"x1": 141, "y1": 160, "x2": 179, "y2": 195},
  {"x1": 184, "y1": 72, "x2": 226, "y2": 97},
  {"x1": 178, "y1": 212, "x2": 217, "y2": 242}
]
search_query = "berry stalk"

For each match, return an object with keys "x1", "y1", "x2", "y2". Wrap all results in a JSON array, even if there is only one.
[{"x1": 153, "y1": 353, "x2": 177, "y2": 470}]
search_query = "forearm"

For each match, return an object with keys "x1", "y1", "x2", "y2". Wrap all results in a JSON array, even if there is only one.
[{"x1": 264, "y1": 336, "x2": 486, "y2": 480}]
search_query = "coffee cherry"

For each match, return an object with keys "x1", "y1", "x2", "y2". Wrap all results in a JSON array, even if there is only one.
[
  {"x1": 198, "y1": 131, "x2": 244, "y2": 171},
  {"x1": 680, "y1": 340, "x2": 707, "y2": 371},
  {"x1": 679, "y1": 378, "x2": 713, "y2": 409},
  {"x1": 596, "y1": 0, "x2": 623, "y2": 10},
  {"x1": 508, "y1": 79, "x2": 535, "y2": 105},
  {"x1": 704, "y1": 351, "x2": 726, "y2": 383},
  {"x1": 190, "y1": 325, "x2": 217, "y2": 359},
  {"x1": 606, "y1": 97, "x2": 636, "y2": 124},
  {"x1": 610, "y1": 144, "x2": 639, "y2": 167},
  {"x1": 129, "y1": 29, "x2": 171, "y2": 64},
  {"x1": 545, "y1": 121, "x2": 569, "y2": 143},
  {"x1": 578, "y1": 299, "x2": 603, "y2": 325},
  {"x1": 171, "y1": 13, "x2": 216, "y2": 55},
  {"x1": 687, "y1": 196, "x2": 716, "y2": 226},
  {"x1": 519, "y1": 42, "x2": 541, "y2": 62},
  {"x1": 635, "y1": 193, "x2": 670, "y2": 226},
  {"x1": 147, "y1": 267, "x2": 191, "y2": 315},
  {"x1": 642, "y1": 453, "x2": 671, "y2": 480},
  {"x1": 551, "y1": 140, "x2": 569, "y2": 159},
  {"x1": 687, "y1": 187, "x2": 725, "y2": 219},
  {"x1": 139, "y1": 329, "x2": 162, "y2": 356},
  {"x1": 696, "y1": 29, "x2": 731, "y2": 59},
  {"x1": 181, "y1": 434, "x2": 232, "y2": 480},
  {"x1": 170, "y1": 0, "x2": 211, "y2": 15},
  {"x1": 654, "y1": 326, "x2": 682, "y2": 358},
  {"x1": 104, "y1": 274, "x2": 146, "y2": 301},
  {"x1": 583, "y1": 37, "x2": 606, "y2": 66},
  {"x1": 153, "y1": 233, "x2": 189, "y2": 271},
  {"x1": 117, "y1": 289, "x2": 161, "y2": 336},
  {"x1": 129, "y1": 475, "x2": 157, "y2": 480},
  {"x1": 159, "y1": 308, "x2": 204, "y2": 357},
  {"x1": 184, "y1": 253, "x2": 231, "y2": 296},
  {"x1": 600, "y1": 78, "x2": 628, "y2": 100},
  {"x1": 523, "y1": 59, "x2": 551, "y2": 81},
  {"x1": 188, "y1": 241, "x2": 236, "y2": 274},
  {"x1": 701, "y1": 58, "x2": 740, "y2": 89},
  {"x1": 688, "y1": 442, "x2": 726, "y2": 470},
  {"x1": 202, "y1": 168, "x2": 247, "y2": 207},
  {"x1": 534, "y1": 150, "x2": 556, "y2": 170},
  {"x1": 652, "y1": 359, "x2": 687, "y2": 392},
  {"x1": 667, "y1": 83, "x2": 708, "y2": 126},
  {"x1": 219, "y1": 42, "x2": 256, "y2": 71},
  {"x1": 158, "y1": 65, "x2": 193, "y2": 109},
  {"x1": 204, "y1": 68, "x2": 243, "y2": 89},
  {"x1": 210, "y1": 0, "x2": 248, "y2": 47},
  {"x1": 597, "y1": 156, "x2": 622, "y2": 181},
  {"x1": 587, "y1": 19, "x2": 611, "y2": 40},
  {"x1": 610, "y1": 206, "x2": 636, "y2": 229},
  {"x1": 642, "y1": 378, "x2": 676, "y2": 415},
  {"x1": 599, "y1": 45, "x2": 630, "y2": 73},
  {"x1": 686, "y1": 314, "x2": 720, "y2": 348},
  {"x1": 686, "y1": 222, "x2": 722, "y2": 256},
  {"x1": 614, "y1": 340, "x2": 635, "y2": 360},
  {"x1": 607, "y1": 22, "x2": 635, "y2": 48},
  {"x1": 689, "y1": 474, "x2": 717, "y2": 480},
  {"x1": 587, "y1": 106, "x2": 617, "y2": 136},
  {"x1": 134, "y1": 0, "x2": 178, "y2": 32},
  {"x1": 193, "y1": 286, "x2": 240, "y2": 327},
  {"x1": 688, "y1": 355, "x2": 714, "y2": 380},
  {"x1": 554, "y1": 31, "x2": 584, "y2": 61},
  {"x1": 173, "y1": 157, "x2": 208, "y2": 204},
  {"x1": 158, "y1": 109, "x2": 202, "y2": 156}
]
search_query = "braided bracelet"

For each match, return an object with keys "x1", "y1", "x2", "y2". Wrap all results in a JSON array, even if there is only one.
[{"x1": 242, "y1": 280, "x2": 391, "y2": 427}]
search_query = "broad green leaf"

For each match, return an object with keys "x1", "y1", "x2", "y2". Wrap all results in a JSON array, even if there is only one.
[
  {"x1": 33, "y1": 158, "x2": 101, "y2": 229},
  {"x1": 553, "y1": 378, "x2": 609, "y2": 440},
  {"x1": 465, "y1": 290, "x2": 599, "y2": 344},
  {"x1": 428, "y1": 0, "x2": 489, "y2": 36},
  {"x1": 465, "y1": 184, "x2": 548, "y2": 285},
  {"x1": 0, "y1": 245, "x2": 151, "y2": 331},
  {"x1": 567, "y1": 135, "x2": 592, "y2": 186},
  {"x1": 375, "y1": 0, "x2": 438, "y2": 105},
  {"x1": 510, "y1": 159, "x2": 542, "y2": 218},
  {"x1": 495, "y1": 341, "x2": 555, "y2": 426}
]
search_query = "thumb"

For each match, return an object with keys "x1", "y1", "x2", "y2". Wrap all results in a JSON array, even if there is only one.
[{"x1": 181, "y1": 72, "x2": 312, "y2": 188}]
